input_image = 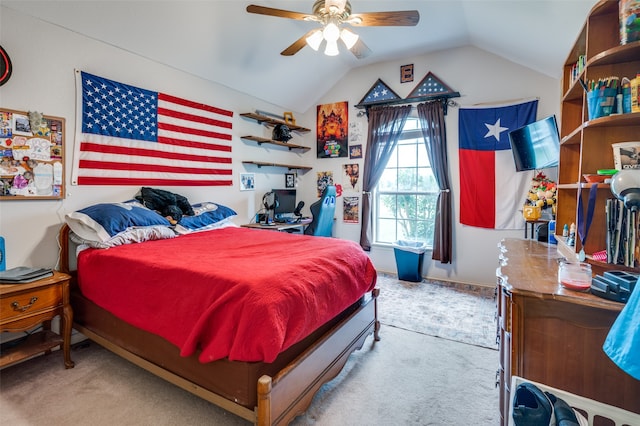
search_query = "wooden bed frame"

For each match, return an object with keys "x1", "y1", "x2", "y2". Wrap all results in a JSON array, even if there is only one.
[{"x1": 58, "y1": 224, "x2": 380, "y2": 425}]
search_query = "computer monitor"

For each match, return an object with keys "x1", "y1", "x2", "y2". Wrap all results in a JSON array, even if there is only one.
[{"x1": 273, "y1": 189, "x2": 296, "y2": 217}]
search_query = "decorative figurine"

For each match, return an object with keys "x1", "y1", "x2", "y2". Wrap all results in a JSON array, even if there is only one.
[{"x1": 567, "y1": 222, "x2": 576, "y2": 247}]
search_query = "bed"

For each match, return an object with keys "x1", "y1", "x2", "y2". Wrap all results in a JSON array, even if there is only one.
[{"x1": 57, "y1": 201, "x2": 379, "y2": 425}]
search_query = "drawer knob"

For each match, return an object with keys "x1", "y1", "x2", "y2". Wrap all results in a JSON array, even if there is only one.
[{"x1": 11, "y1": 296, "x2": 38, "y2": 312}]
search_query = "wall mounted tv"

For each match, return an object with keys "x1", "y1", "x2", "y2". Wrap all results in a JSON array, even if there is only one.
[{"x1": 508, "y1": 115, "x2": 560, "y2": 172}]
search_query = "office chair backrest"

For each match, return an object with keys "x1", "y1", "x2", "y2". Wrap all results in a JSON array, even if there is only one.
[{"x1": 304, "y1": 185, "x2": 336, "y2": 237}]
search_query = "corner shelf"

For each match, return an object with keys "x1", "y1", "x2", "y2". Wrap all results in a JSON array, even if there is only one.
[
  {"x1": 242, "y1": 161, "x2": 312, "y2": 171},
  {"x1": 240, "y1": 113, "x2": 310, "y2": 133},
  {"x1": 241, "y1": 136, "x2": 310, "y2": 152}
]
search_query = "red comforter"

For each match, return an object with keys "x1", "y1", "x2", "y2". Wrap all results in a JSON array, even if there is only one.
[{"x1": 77, "y1": 227, "x2": 377, "y2": 363}]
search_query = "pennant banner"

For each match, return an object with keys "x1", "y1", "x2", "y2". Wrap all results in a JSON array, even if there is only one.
[
  {"x1": 73, "y1": 71, "x2": 233, "y2": 186},
  {"x1": 458, "y1": 100, "x2": 538, "y2": 229}
]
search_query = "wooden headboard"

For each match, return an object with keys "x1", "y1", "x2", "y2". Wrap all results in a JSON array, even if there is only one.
[{"x1": 57, "y1": 223, "x2": 79, "y2": 277}]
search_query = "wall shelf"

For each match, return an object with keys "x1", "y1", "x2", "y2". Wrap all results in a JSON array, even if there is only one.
[
  {"x1": 241, "y1": 136, "x2": 310, "y2": 152},
  {"x1": 242, "y1": 161, "x2": 312, "y2": 171},
  {"x1": 240, "y1": 113, "x2": 310, "y2": 133}
]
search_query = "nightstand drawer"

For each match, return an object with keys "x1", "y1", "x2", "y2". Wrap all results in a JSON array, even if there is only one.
[{"x1": 0, "y1": 285, "x2": 62, "y2": 323}]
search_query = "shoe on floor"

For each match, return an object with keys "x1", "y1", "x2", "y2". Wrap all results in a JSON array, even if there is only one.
[
  {"x1": 545, "y1": 392, "x2": 588, "y2": 426},
  {"x1": 512, "y1": 382, "x2": 555, "y2": 426}
]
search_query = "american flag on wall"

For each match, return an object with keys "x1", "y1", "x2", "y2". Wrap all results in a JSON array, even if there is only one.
[{"x1": 72, "y1": 70, "x2": 233, "y2": 186}]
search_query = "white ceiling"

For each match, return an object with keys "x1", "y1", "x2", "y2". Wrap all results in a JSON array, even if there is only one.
[{"x1": 3, "y1": 0, "x2": 598, "y2": 112}]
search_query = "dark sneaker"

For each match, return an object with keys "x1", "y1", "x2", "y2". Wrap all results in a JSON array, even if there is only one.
[
  {"x1": 512, "y1": 382, "x2": 554, "y2": 426},
  {"x1": 545, "y1": 393, "x2": 588, "y2": 426}
]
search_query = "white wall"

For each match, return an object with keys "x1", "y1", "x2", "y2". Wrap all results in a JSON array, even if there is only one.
[
  {"x1": 308, "y1": 46, "x2": 561, "y2": 286},
  {"x1": 0, "y1": 7, "x2": 561, "y2": 287},
  {"x1": 0, "y1": 7, "x2": 320, "y2": 270}
]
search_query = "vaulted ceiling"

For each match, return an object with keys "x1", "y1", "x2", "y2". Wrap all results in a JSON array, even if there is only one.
[{"x1": 2, "y1": 0, "x2": 599, "y2": 112}]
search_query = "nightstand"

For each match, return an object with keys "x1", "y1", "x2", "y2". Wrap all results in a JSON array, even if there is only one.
[{"x1": 0, "y1": 271, "x2": 74, "y2": 369}]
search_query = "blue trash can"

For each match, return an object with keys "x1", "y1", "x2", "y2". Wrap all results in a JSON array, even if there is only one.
[{"x1": 393, "y1": 240, "x2": 427, "y2": 282}]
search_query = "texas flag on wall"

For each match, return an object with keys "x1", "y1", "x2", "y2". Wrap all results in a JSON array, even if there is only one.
[
  {"x1": 72, "y1": 70, "x2": 234, "y2": 186},
  {"x1": 458, "y1": 100, "x2": 538, "y2": 229}
]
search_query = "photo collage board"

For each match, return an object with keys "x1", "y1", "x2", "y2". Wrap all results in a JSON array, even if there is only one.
[{"x1": 0, "y1": 108, "x2": 65, "y2": 199}]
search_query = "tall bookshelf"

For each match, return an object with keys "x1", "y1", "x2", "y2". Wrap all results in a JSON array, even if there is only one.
[{"x1": 556, "y1": 0, "x2": 640, "y2": 272}]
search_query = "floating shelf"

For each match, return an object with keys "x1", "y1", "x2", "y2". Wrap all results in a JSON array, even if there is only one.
[
  {"x1": 240, "y1": 113, "x2": 310, "y2": 133},
  {"x1": 241, "y1": 136, "x2": 310, "y2": 152},
  {"x1": 242, "y1": 161, "x2": 312, "y2": 171}
]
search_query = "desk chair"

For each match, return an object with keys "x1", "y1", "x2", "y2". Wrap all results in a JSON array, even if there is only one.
[{"x1": 304, "y1": 185, "x2": 336, "y2": 237}]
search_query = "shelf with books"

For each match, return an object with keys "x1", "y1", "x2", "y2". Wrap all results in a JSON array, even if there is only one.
[{"x1": 556, "y1": 0, "x2": 640, "y2": 271}]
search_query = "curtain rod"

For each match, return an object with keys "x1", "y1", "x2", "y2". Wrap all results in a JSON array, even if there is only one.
[{"x1": 356, "y1": 96, "x2": 459, "y2": 117}]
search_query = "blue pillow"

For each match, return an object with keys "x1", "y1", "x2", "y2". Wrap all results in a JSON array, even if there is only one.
[
  {"x1": 66, "y1": 201, "x2": 170, "y2": 243},
  {"x1": 176, "y1": 202, "x2": 237, "y2": 233}
]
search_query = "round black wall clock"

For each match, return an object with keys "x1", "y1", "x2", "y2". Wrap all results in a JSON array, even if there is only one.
[{"x1": 0, "y1": 45, "x2": 13, "y2": 86}]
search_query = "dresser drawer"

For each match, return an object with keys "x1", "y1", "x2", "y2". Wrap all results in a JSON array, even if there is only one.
[{"x1": 0, "y1": 285, "x2": 62, "y2": 324}]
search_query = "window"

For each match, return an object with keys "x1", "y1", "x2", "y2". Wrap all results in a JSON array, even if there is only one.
[{"x1": 374, "y1": 117, "x2": 438, "y2": 246}]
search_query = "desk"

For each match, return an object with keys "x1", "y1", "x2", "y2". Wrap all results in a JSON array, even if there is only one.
[
  {"x1": 241, "y1": 218, "x2": 311, "y2": 233},
  {"x1": 524, "y1": 219, "x2": 548, "y2": 239}
]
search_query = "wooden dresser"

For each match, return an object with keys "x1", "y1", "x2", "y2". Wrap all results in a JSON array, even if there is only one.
[{"x1": 496, "y1": 239, "x2": 640, "y2": 426}]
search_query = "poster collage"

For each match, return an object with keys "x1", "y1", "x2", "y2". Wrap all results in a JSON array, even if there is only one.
[{"x1": 315, "y1": 101, "x2": 362, "y2": 224}]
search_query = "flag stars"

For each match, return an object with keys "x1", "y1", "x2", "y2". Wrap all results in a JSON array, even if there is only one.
[{"x1": 484, "y1": 118, "x2": 509, "y2": 141}]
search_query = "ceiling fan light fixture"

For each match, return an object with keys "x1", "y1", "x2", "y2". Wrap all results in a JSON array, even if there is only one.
[
  {"x1": 324, "y1": 39, "x2": 340, "y2": 56},
  {"x1": 322, "y1": 21, "x2": 340, "y2": 42},
  {"x1": 306, "y1": 29, "x2": 324, "y2": 51},
  {"x1": 339, "y1": 27, "x2": 359, "y2": 49}
]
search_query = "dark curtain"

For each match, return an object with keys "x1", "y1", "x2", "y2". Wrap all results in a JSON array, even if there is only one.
[
  {"x1": 417, "y1": 101, "x2": 452, "y2": 263},
  {"x1": 359, "y1": 105, "x2": 412, "y2": 250}
]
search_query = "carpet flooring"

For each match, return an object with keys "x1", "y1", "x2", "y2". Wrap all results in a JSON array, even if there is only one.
[
  {"x1": 376, "y1": 274, "x2": 497, "y2": 349},
  {"x1": 0, "y1": 275, "x2": 501, "y2": 425}
]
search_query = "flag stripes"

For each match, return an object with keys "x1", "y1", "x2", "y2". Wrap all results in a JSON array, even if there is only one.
[
  {"x1": 73, "y1": 71, "x2": 233, "y2": 186},
  {"x1": 458, "y1": 100, "x2": 538, "y2": 229}
]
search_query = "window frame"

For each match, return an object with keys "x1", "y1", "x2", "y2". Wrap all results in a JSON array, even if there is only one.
[{"x1": 371, "y1": 116, "x2": 438, "y2": 248}]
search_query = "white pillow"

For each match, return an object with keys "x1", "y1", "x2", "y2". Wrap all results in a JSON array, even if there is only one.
[{"x1": 70, "y1": 225, "x2": 176, "y2": 249}]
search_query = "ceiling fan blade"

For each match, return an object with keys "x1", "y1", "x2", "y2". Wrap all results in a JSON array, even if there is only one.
[
  {"x1": 246, "y1": 5, "x2": 312, "y2": 21},
  {"x1": 349, "y1": 10, "x2": 420, "y2": 27},
  {"x1": 281, "y1": 30, "x2": 318, "y2": 56},
  {"x1": 349, "y1": 38, "x2": 372, "y2": 60}
]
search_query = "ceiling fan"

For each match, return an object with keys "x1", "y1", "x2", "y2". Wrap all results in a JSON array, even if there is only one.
[{"x1": 246, "y1": 0, "x2": 420, "y2": 59}]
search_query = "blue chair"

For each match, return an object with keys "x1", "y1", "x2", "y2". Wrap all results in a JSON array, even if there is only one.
[{"x1": 304, "y1": 185, "x2": 336, "y2": 237}]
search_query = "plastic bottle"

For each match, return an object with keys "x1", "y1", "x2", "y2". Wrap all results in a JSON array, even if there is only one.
[
  {"x1": 0, "y1": 236, "x2": 5, "y2": 271},
  {"x1": 548, "y1": 220, "x2": 557, "y2": 244},
  {"x1": 562, "y1": 224, "x2": 569, "y2": 237}
]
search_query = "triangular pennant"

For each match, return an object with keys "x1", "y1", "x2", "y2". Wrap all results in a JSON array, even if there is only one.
[
  {"x1": 356, "y1": 79, "x2": 402, "y2": 107},
  {"x1": 406, "y1": 72, "x2": 458, "y2": 100}
]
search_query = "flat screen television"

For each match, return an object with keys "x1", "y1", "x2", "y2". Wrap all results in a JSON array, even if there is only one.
[
  {"x1": 508, "y1": 115, "x2": 560, "y2": 172},
  {"x1": 272, "y1": 189, "x2": 296, "y2": 216}
]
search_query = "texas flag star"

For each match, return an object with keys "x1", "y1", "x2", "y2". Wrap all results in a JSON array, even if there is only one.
[{"x1": 484, "y1": 118, "x2": 508, "y2": 141}]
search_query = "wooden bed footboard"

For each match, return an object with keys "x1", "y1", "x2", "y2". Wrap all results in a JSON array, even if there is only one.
[
  {"x1": 257, "y1": 288, "x2": 379, "y2": 425},
  {"x1": 58, "y1": 224, "x2": 381, "y2": 425}
]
